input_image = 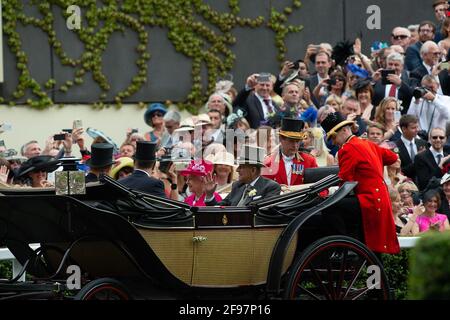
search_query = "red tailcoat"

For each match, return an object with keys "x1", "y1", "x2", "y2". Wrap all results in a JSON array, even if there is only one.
[
  {"x1": 339, "y1": 136, "x2": 400, "y2": 254},
  {"x1": 263, "y1": 150, "x2": 318, "y2": 186}
]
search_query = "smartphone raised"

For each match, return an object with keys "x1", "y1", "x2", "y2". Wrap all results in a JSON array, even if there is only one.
[
  {"x1": 256, "y1": 73, "x2": 271, "y2": 83},
  {"x1": 381, "y1": 69, "x2": 395, "y2": 85},
  {"x1": 62, "y1": 129, "x2": 73, "y2": 133},
  {"x1": 73, "y1": 120, "x2": 83, "y2": 129},
  {"x1": 440, "y1": 62, "x2": 450, "y2": 70},
  {"x1": 54, "y1": 133, "x2": 66, "y2": 141},
  {"x1": 394, "y1": 111, "x2": 402, "y2": 123}
]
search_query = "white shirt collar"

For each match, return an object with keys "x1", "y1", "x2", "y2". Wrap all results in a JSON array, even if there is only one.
[
  {"x1": 282, "y1": 152, "x2": 295, "y2": 162},
  {"x1": 423, "y1": 62, "x2": 433, "y2": 74},
  {"x1": 249, "y1": 176, "x2": 260, "y2": 187},
  {"x1": 255, "y1": 93, "x2": 271, "y2": 103},
  {"x1": 400, "y1": 135, "x2": 415, "y2": 145},
  {"x1": 430, "y1": 147, "x2": 444, "y2": 157},
  {"x1": 134, "y1": 169, "x2": 151, "y2": 177}
]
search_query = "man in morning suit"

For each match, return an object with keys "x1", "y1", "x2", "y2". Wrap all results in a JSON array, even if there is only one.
[
  {"x1": 118, "y1": 141, "x2": 167, "y2": 198},
  {"x1": 395, "y1": 115, "x2": 427, "y2": 182},
  {"x1": 232, "y1": 73, "x2": 279, "y2": 129},
  {"x1": 414, "y1": 127, "x2": 448, "y2": 191},
  {"x1": 204, "y1": 145, "x2": 281, "y2": 206},
  {"x1": 372, "y1": 52, "x2": 413, "y2": 112}
]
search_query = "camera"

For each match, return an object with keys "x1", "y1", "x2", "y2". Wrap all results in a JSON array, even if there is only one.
[
  {"x1": 158, "y1": 159, "x2": 173, "y2": 174},
  {"x1": 413, "y1": 87, "x2": 428, "y2": 100},
  {"x1": 54, "y1": 133, "x2": 66, "y2": 141},
  {"x1": 131, "y1": 128, "x2": 138, "y2": 134},
  {"x1": 291, "y1": 59, "x2": 302, "y2": 70}
]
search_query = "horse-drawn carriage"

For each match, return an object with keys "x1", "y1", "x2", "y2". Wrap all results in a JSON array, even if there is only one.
[{"x1": 0, "y1": 172, "x2": 391, "y2": 300}]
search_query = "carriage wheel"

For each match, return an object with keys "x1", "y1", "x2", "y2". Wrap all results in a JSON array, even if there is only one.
[
  {"x1": 284, "y1": 236, "x2": 391, "y2": 300},
  {"x1": 74, "y1": 278, "x2": 131, "y2": 300}
]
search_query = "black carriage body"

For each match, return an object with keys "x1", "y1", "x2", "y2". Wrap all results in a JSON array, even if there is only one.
[{"x1": 0, "y1": 175, "x2": 389, "y2": 300}]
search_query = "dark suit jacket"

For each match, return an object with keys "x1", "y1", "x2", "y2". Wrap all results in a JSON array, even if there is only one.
[
  {"x1": 233, "y1": 89, "x2": 281, "y2": 129},
  {"x1": 414, "y1": 149, "x2": 447, "y2": 191},
  {"x1": 438, "y1": 196, "x2": 450, "y2": 221},
  {"x1": 395, "y1": 137, "x2": 427, "y2": 181},
  {"x1": 372, "y1": 71, "x2": 413, "y2": 113},
  {"x1": 306, "y1": 74, "x2": 320, "y2": 107},
  {"x1": 206, "y1": 176, "x2": 281, "y2": 207},
  {"x1": 118, "y1": 170, "x2": 167, "y2": 198},
  {"x1": 405, "y1": 41, "x2": 422, "y2": 72},
  {"x1": 85, "y1": 172, "x2": 99, "y2": 183}
]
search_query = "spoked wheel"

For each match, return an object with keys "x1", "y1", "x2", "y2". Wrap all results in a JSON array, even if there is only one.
[
  {"x1": 75, "y1": 278, "x2": 131, "y2": 300},
  {"x1": 284, "y1": 236, "x2": 391, "y2": 300}
]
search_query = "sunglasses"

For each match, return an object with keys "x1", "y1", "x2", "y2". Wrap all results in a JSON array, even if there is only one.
[
  {"x1": 152, "y1": 112, "x2": 164, "y2": 118},
  {"x1": 392, "y1": 35, "x2": 408, "y2": 40},
  {"x1": 432, "y1": 136, "x2": 446, "y2": 140}
]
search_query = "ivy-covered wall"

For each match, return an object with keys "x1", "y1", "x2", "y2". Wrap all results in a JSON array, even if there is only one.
[{"x1": 0, "y1": 0, "x2": 432, "y2": 112}]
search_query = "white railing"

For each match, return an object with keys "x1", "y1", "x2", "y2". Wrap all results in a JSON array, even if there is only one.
[
  {"x1": 0, "y1": 244, "x2": 40, "y2": 281},
  {"x1": 397, "y1": 236, "x2": 420, "y2": 249}
]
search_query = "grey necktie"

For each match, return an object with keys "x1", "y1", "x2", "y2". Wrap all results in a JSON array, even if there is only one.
[
  {"x1": 437, "y1": 154, "x2": 443, "y2": 165},
  {"x1": 237, "y1": 184, "x2": 251, "y2": 207},
  {"x1": 410, "y1": 142, "x2": 416, "y2": 161}
]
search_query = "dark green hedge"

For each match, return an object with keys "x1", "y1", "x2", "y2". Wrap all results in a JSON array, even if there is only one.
[
  {"x1": 382, "y1": 250, "x2": 410, "y2": 300},
  {"x1": 0, "y1": 260, "x2": 12, "y2": 280},
  {"x1": 408, "y1": 231, "x2": 450, "y2": 300}
]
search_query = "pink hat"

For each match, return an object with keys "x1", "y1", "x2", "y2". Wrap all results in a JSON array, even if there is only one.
[{"x1": 180, "y1": 159, "x2": 213, "y2": 177}]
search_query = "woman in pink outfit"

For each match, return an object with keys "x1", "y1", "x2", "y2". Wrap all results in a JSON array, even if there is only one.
[
  {"x1": 181, "y1": 159, "x2": 222, "y2": 207},
  {"x1": 407, "y1": 190, "x2": 450, "y2": 235}
]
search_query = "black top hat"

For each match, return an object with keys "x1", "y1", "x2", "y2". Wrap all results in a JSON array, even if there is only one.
[
  {"x1": 279, "y1": 118, "x2": 306, "y2": 140},
  {"x1": 321, "y1": 112, "x2": 355, "y2": 141},
  {"x1": 237, "y1": 145, "x2": 266, "y2": 167},
  {"x1": 86, "y1": 143, "x2": 115, "y2": 168},
  {"x1": 18, "y1": 155, "x2": 61, "y2": 177},
  {"x1": 134, "y1": 141, "x2": 157, "y2": 161}
]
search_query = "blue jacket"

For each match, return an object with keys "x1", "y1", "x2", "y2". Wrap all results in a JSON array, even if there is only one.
[{"x1": 118, "y1": 170, "x2": 167, "y2": 198}]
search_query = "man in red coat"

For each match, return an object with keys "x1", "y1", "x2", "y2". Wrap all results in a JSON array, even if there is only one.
[
  {"x1": 321, "y1": 112, "x2": 400, "y2": 254},
  {"x1": 263, "y1": 118, "x2": 318, "y2": 186}
]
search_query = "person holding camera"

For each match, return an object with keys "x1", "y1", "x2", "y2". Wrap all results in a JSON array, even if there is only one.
[
  {"x1": 312, "y1": 71, "x2": 346, "y2": 107},
  {"x1": 407, "y1": 75, "x2": 450, "y2": 137},
  {"x1": 307, "y1": 51, "x2": 333, "y2": 107},
  {"x1": 372, "y1": 52, "x2": 414, "y2": 112},
  {"x1": 232, "y1": 73, "x2": 280, "y2": 129}
]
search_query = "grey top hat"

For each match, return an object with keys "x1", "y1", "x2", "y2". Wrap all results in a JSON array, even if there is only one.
[{"x1": 237, "y1": 145, "x2": 266, "y2": 167}]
